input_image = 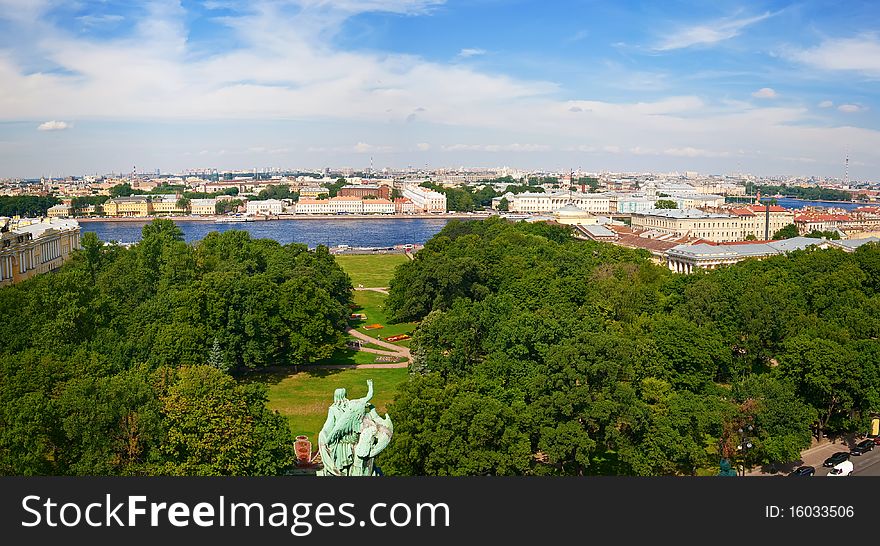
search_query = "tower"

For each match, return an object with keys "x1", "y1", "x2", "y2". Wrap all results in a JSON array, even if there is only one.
[{"x1": 844, "y1": 151, "x2": 849, "y2": 187}]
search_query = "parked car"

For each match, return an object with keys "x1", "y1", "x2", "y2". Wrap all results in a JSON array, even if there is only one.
[
  {"x1": 828, "y1": 460, "x2": 854, "y2": 476},
  {"x1": 872, "y1": 436, "x2": 880, "y2": 446},
  {"x1": 788, "y1": 466, "x2": 815, "y2": 476},
  {"x1": 850, "y1": 440, "x2": 875, "y2": 456},
  {"x1": 823, "y1": 452, "x2": 850, "y2": 467}
]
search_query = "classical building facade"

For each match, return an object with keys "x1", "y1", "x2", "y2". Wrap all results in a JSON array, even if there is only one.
[
  {"x1": 0, "y1": 218, "x2": 81, "y2": 287},
  {"x1": 338, "y1": 184, "x2": 390, "y2": 199},
  {"x1": 492, "y1": 191, "x2": 611, "y2": 214},
  {"x1": 246, "y1": 199, "x2": 284, "y2": 215},
  {"x1": 104, "y1": 196, "x2": 152, "y2": 217},
  {"x1": 190, "y1": 198, "x2": 217, "y2": 216},
  {"x1": 631, "y1": 209, "x2": 742, "y2": 243}
]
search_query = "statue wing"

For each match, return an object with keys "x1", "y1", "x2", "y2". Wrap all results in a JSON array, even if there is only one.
[{"x1": 326, "y1": 400, "x2": 368, "y2": 444}]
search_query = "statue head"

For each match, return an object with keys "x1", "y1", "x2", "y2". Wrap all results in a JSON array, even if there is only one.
[{"x1": 333, "y1": 388, "x2": 347, "y2": 404}]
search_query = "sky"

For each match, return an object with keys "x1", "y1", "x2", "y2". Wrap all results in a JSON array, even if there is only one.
[{"x1": 0, "y1": 0, "x2": 879, "y2": 179}]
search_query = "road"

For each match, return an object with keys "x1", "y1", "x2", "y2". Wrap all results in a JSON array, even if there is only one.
[{"x1": 813, "y1": 443, "x2": 880, "y2": 476}]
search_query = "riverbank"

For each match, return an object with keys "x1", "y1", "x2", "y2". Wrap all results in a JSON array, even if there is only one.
[{"x1": 75, "y1": 213, "x2": 489, "y2": 223}]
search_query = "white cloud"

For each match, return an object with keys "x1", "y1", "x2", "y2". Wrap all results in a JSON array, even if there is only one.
[
  {"x1": 457, "y1": 48, "x2": 486, "y2": 58},
  {"x1": 663, "y1": 147, "x2": 730, "y2": 158},
  {"x1": 415, "y1": 142, "x2": 430, "y2": 151},
  {"x1": 442, "y1": 143, "x2": 550, "y2": 152},
  {"x1": 37, "y1": 120, "x2": 70, "y2": 131},
  {"x1": 2, "y1": 1, "x2": 880, "y2": 177},
  {"x1": 818, "y1": 100, "x2": 833, "y2": 108},
  {"x1": 655, "y1": 12, "x2": 774, "y2": 51},
  {"x1": 76, "y1": 14, "x2": 125, "y2": 26},
  {"x1": 751, "y1": 87, "x2": 777, "y2": 99},
  {"x1": 837, "y1": 104, "x2": 864, "y2": 113},
  {"x1": 786, "y1": 34, "x2": 880, "y2": 78},
  {"x1": 353, "y1": 142, "x2": 392, "y2": 153}
]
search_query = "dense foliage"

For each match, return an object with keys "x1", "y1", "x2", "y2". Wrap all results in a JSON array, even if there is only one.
[
  {"x1": 380, "y1": 218, "x2": 880, "y2": 475},
  {"x1": 746, "y1": 183, "x2": 853, "y2": 202},
  {"x1": 0, "y1": 219, "x2": 353, "y2": 475},
  {"x1": 0, "y1": 196, "x2": 60, "y2": 217},
  {"x1": 256, "y1": 184, "x2": 298, "y2": 201},
  {"x1": 419, "y1": 180, "x2": 542, "y2": 211}
]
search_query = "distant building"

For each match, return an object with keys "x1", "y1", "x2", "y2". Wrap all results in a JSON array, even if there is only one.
[
  {"x1": 0, "y1": 217, "x2": 81, "y2": 287},
  {"x1": 104, "y1": 195, "x2": 152, "y2": 217},
  {"x1": 338, "y1": 184, "x2": 390, "y2": 199},
  {"x1": 361, "y1": 199, "x2": 395, "y2": 214},
  {"x1": 727, "y1": 205, "x2": 795, "y2": 239},
  {"x1": 190, "y1": 198, "x2": 217, "y2": 216},
  {"x1": 665, "y1": 237, "x2": 841, "y2": 273},
  {"x1": 631, "y1": 208, "x2": 742, "y2": 243},
  {"x1": 394, "y1": 198, "x2": 416, "y2": 214},
  {"x1": 492, "y1": 191, "x2": 610, "y2": 214},
  {"x1": 47, "y1": 204, "x2": 72, "y2": 218},
  {"x1": 794, "y1": 212, "x2": 851, "y2": 234},
  {"x1": 403, "y1": 186, "x2": 447, "y2": 213},
  {"x1": 553, "y1": 204, "x2": 598, "y2": 226},
  {"x1": 150, "y1": 194, "x2": 186, "y2": 215},
  {"x1": 299, "y1": 186, "x2": 329, "y2": 199},
  {"x1": 246, "y1": 199, "x2": 284, "y2": 215}
]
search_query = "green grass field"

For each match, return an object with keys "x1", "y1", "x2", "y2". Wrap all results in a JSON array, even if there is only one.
[
  {"x1": 314, "y1": 347, "x2": 405, "y2": 365},
  {"x1": 250, "y1": 367, "x2": 409, "y2": 440},
  {"x1": 351, "y1": 290, "x2": 418, "y2": 341},
  {"x1": 335, "y1": 254, "x2": 409, "y2": 287}
]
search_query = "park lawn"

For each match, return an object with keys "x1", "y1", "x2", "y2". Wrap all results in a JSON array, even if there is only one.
[
  {"x1": 351, "y1": 290, "x2": 418, "y2": 340},
  {"x1": 344, "y1": 334, "x2": 391, "y2": 352},
  {"x1": 335, "y1": 254, "x2": 409, "y2": 287},
  {"x1": 315, "y1": 347, "x2": 405, "y2": 366},
  {"x1": 253, "y1": 367, "x2": 409, "y2": 440}
]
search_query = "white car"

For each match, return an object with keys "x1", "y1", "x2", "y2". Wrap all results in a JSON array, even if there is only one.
[{"x1": 828, "y1": 460, "x2": 854, "y2": 476}]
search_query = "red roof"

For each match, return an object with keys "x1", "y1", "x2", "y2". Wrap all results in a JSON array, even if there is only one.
[
  {"x1": 794, "y1": 213, "x2": 851, "y2": 222},
  {"x1": 744, "y1": 205, "x2": 789, "y2": 213}
]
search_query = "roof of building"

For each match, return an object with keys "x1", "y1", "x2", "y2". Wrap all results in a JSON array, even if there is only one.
[
  {"x1": 12, "y1": 218, "x2": 80, "y2": 238},
  {"x1": 667, "y1": 236, "x2": 828, "y2": 260},
  {"x1": 828, "y1": 237, "x2": 880, "y2": 251},
  {"x1": 577, "y1": 224, "x2": 617, "y2": 238},
  {"x1": 555, "y1": 204, "x2": 592, "y2": 217},
  {"x1": 190, "y1": 199, "x2": 217, "y2": 206},
  {"x1": 635, "y1": 208, "x2": 732, "y2": 219}
]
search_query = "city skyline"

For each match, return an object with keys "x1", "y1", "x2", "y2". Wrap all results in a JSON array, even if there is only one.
[{"x1": 1, "y1": 0, "x2": 879, "y2": 179}]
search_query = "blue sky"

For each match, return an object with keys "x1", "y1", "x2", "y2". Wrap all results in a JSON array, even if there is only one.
[{"x1": 0, "y1": 0, "x2": 878, "y2": 179}]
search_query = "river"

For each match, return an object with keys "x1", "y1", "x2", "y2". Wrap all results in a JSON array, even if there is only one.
[
  {"x1": 81, "y1": 218, "x2": 454, "y2": 247},
  {"x1": 762, "y1": 198, "x2": 865, "y2": 211}
]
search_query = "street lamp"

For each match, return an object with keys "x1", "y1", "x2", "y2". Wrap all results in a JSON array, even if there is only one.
[{"x1": 736, "y1": 425, "x2": 755, "y2": 476}]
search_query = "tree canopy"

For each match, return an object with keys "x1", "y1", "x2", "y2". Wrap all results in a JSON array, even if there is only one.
[
  {"x1": 0, "y1": 219, "x2": 353, "y2": 475},
  {"x1": 379, "y1": 218, "x2": 880, "y2": 475}
]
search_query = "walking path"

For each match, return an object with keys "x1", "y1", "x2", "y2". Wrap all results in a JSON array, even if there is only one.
[
  {"x1": 347, "y1": 327, "x2": 411, "y2": 359},
  {"x1": 339, "y1": 285, "x2": 412, "y2": 369},
  {"x1": 354, "y1": 287, "x2": 389, "y2": 294}
]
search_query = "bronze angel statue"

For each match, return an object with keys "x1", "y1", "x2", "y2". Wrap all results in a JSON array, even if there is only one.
[{"x1": 317, "y1": 380, "x2": 394, "y2": 476}]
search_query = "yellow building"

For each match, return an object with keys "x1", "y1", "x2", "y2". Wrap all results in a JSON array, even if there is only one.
[
  {"x1": 151, "y1": 194, "x2": 187, "y2": 215},
  {"x1": 190, "y1": 198, "x2": 217, "y2": 216},
  {"x1": 104, "y1": 196, "x2": 153, "y2": 217},
  {"x1": 47, "y1": 204, "x2": 72, "y2": 218},
  {"x1": 0, "y1": 217, "x2": 81, "y2": 287}
]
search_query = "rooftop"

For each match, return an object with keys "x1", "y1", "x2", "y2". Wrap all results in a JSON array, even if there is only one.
[{"x1": 636, "y1": 208, "x2": 732, "y2": 219}]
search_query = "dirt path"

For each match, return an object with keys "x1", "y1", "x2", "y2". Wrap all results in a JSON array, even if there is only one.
[
  {"x1": 354, "y1": 287, "x2": 389, "y2": 294},
  {"x1": 347, "y1": 327, "x2": 411, "y2": 358}
]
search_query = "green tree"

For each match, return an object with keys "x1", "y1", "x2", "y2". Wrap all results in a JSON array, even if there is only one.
[
  {"x1": 655, "y1": 199, "x2": 677, "y2": 209},
  {"x1": 156, "y1": 366, "x2": 294, "y2": 475},
  {"x1": 497, "y1": 197, "x2": 509, "y2": 211},
  {"x1": 772, "y1": 224, "x2": 800, "y2": 240},
  {"x1": 805, "y1": 230, "x2": 841, "y2": 240}
]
